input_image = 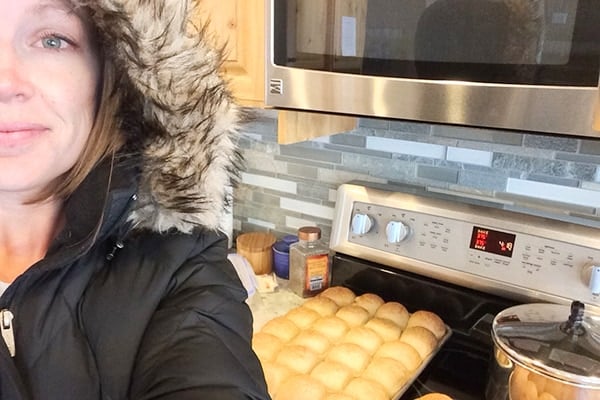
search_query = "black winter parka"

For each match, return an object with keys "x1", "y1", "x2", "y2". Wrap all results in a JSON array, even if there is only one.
[
  {"x1": 0, "y1": 160, "x2": 270, "y2": 399},
  {"x1": 0, "y1": 1, "x2": 271, "y2": 398}
]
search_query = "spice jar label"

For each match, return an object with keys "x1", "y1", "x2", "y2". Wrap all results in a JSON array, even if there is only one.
[{"x1": 304, "y1": 254, "x2": 329, "y2": 294}]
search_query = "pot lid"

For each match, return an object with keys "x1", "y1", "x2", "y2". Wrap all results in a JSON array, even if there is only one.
[{"x1": 492, "y1": 301, "x2": 600, "y2": 387}]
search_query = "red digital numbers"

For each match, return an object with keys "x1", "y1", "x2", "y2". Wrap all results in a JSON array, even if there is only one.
[
  {"x1": 470, "y1": 226, "x2": 516, "y2": 258},
  {"x1": 474, "y1": 229, "x2": 488, "y2": 250}
]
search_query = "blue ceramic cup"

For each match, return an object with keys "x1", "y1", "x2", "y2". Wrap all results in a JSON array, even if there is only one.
[{"x1": 272, "y1": 235, "x2": 298, "y2": 279}]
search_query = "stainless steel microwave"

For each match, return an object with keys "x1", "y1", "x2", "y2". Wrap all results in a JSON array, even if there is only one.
[{"x1": 265, "y1": 0, "x2": 600, "y2": 138}]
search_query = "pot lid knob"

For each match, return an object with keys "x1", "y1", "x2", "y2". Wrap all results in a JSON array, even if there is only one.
[{"x1": 561, "y1": 300, "x2": 585, "y2": 336}]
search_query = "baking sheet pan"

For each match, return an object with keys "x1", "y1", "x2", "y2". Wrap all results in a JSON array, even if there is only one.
[{"x1": 392, "y1": 325, "x2": 452, "y2": 400}]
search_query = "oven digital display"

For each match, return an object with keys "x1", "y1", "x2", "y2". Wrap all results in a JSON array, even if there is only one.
[{"x1": 469, "y1": 226, "x2": 516, "y2": 257}]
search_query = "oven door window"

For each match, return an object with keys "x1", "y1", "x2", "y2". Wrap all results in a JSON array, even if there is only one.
[{"x1": 273, "y1": 0, "x2": 600, "y2": 86}]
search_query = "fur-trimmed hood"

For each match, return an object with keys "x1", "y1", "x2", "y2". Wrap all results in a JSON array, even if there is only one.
[{"x1": 75, "y1": 0, "x2": 243, "y2": 233}]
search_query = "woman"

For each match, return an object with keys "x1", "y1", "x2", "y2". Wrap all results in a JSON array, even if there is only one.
[{"x1": 0, "y1": 0, "x2": 270, "y2": 399}]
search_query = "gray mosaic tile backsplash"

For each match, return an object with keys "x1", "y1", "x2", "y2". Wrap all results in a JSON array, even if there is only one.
[{"x1": 233, "y1": 109, "x2": 600, "y2": 243}]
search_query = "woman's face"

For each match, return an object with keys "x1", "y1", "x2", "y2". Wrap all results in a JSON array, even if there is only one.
[{"x1": 0, "y1": 0, "x2": 99, "y2": 202}]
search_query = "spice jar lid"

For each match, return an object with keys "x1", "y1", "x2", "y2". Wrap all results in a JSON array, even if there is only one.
[
  {"x1": 492, "y1": 301, "x2": 600, "y2": 387},
  {"x1": 297, "y1": 226, "x2": 321, "y2": 241}
]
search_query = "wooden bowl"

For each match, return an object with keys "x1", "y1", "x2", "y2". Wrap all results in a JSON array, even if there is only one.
[{"x1": 236, "y1": 232, "x2": 277, "y2": 275}]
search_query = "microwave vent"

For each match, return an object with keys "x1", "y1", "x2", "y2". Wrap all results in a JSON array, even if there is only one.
[{"x1": 269, "y1": 79, "x2": 283, "y2": 95}]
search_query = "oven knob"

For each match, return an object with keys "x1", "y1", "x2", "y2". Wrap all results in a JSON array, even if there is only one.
[
  {"x1": 351, "y1": 213, "x2": 373, "y2": 235},
  {"x1": 386, "y1": 221, "x2": 410, "y2": 243},
  {"x1": 582, "y1": 263, "x2": 600, "y2": 295}
]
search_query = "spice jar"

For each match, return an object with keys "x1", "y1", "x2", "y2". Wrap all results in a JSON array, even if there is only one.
[{"x1": 288, "y1": 226, "x2": 330, "y2": 298}]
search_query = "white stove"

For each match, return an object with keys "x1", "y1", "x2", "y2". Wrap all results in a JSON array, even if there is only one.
[{"x1": 328, "y1": 182, "x2": 600, "y2": 399}]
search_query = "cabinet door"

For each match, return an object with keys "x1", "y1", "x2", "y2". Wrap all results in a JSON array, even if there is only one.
[
  {"x1": 195, "y1": 0, "x2": 265, "y2": 107},
  {"x1": 196, "y1": 1, "x2": 357, "y2": 143}
]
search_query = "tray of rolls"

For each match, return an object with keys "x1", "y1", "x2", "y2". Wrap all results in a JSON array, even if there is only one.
[{"x1": 252, "y1": 286, "x2": 451, "y2": 400}]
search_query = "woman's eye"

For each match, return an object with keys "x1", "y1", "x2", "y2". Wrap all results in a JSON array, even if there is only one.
[{"x1": 41, "y1": 35, "x2": 69, "y2": 49}]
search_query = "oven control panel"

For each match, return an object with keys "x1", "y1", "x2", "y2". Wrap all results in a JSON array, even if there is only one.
[{"x1": 330, "y1": 184, "x2": 600, "y2": 306}]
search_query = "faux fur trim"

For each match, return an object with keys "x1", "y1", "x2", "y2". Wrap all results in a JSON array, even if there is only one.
[{"x1": 76, "y1": 0, "x2": 243, "y2": 233}]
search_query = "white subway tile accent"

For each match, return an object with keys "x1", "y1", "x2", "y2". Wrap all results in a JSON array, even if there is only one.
[
  {"x1": 507, "y1": 178, "x2": 600, "y2": 207},
  {"x1": 241, "y1": 172, "x2": 297, "y2": 194},
  {"x1": 241, "y1": 132, "x2": 263, "y2": 141},
  {"x1": 286, "y1": 216, "x2": 318, "y2": 230},
  {"x1": 328, "y1": 189, "x2": 338, "y2": 203},
  {"x1": 247, "y1": 218, "x2": 276, "y2": 230},
  {"x1": 280, "y1": 198, "x2": 336, "y2": 221},
  {"x1": 446, "y1": 147, "x2": 493, "y2": 167},
  {"x1": 582, "y1": 181, "x2": 600, "y2": 191},
  {"x1": 313, "y1": 136, "x2": 331, "y2": 143},
  {"x1": 366, "y1": 137, "x2": 446, "y2": 159}
]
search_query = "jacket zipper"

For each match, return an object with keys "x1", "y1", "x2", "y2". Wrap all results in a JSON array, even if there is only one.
[{"x1": 1, "y1": 309, "x2": 15, "y2": 357}]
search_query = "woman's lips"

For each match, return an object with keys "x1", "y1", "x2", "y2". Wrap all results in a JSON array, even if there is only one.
[
  {"x1": 0, "y1": 123, "x2": 48, "y2": 150},
  {"x1": 0, "y1": 122, "x2": 48, "y2": 133}
]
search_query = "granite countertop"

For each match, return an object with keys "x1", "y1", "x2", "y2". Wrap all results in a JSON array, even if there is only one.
[
  {"x1": 228, "y1": 251, "x2": 305, "y2": 332},
  {"x1": 248, "y1": 287, "x2": 305, "y2": 332}
]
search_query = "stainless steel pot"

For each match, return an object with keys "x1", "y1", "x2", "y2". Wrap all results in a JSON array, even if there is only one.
[{"x1": 486, "y1": 301, "x2": 600, "y2": 400}]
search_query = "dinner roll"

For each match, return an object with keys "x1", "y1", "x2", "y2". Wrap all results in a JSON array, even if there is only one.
[
  {"x1": 261, "y1": 361, "x2": 293, "y2": 397},
  {"x1": 252, "y1": 332, "x2": 284, "y2": 362},
  {"x1": 557, "y1": 384, "x2": 578, "y2": 400},
  {"x1": 326, "y1": 343, "x2": 371, "y2": 375},
  {"x1": 542, "y1": 377, "x2": 568, "y2": 400},
  {"x1": 353, "y1": 293, "x2": 384, "y2": 316},
  {"x1": 406, "y1": 310, "x2": 446, "y2": 339},
  {"x1": 538, "y1": 393, "x2": 558, "y2": 400},
  {"x1": 399, "y1": 326, "x2": 438, "y2": 359},
  {"x1": 310, "y1": 360, "x2": 353, "y2": 391},
  {"x1": 374, "y1": 301, "x2": 410, "y2": 329},
  {"x1": 343, "y1": 377, "x2": 388, "y2": 400},
  {"x1": 375, "y1": 339, "x2": 422, "y2": 371},
  {"x1": 320, "y1": 286, "x2": 356, "y2": 307},
  {"x1": 341, "y1": 326, "x2": 383, "y2": 355},
  {"x1": 335, "y1": 305, "x2": 370, "y2": 327},
  {"x1": 528, "y1": 371, "x2": 547, "y2": 394},
  {"x1": 303, "y1": 296, "x2": 339, "y2": 317},
  {"x1": 291, "y1": 329, "x2": 331, "y2": 354},
  {"x1": 415, "y1": 394, "x2": 453, "y2": 400},
  {"x1": 509, "y1": 365, "x2": 530, "y2": 400},
  {"x1": 311, "y1": 316, "x2": 349, "y2": 341},
  {"x1": 275, "y1": 345, "x2": 320, "y2": 374},
  {"x1": 323, "y1": 394, "x2": 356, "y2": 400},
  {"x1": 275, "y1": 375, "x2": 327, "y2": 400},
  {"x1": 365, "y1": 317, "x2": 402, "y2": 341},
  {"x1": 363, "y1": 357, "x2": 409, "y2": 396},
  {"x1": 260, "y1": 316, "x2": 300, "y2": 342},
  {"x1": 286, "y1": 306, "x2": 320, "y2": 329}
]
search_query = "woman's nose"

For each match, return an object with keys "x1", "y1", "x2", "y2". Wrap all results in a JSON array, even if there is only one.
[{"x1": 0, "y1": 45, "x2": 33, "y2": 103}]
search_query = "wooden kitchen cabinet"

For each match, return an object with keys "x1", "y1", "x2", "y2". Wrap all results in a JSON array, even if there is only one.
[
  {"x1": 196, "y1": 0, "x2": 357, "y2": 143},
  {"x1": 194, "y1": 0, "x2": 265, "y2": 108},
  {"x1": 277, "y1": 110, "x2": 357, "y2": 144}
]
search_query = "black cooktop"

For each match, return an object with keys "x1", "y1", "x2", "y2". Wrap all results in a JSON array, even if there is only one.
[{"x1": 331, "y1": 253, "x2": 518, "y2": 400}]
